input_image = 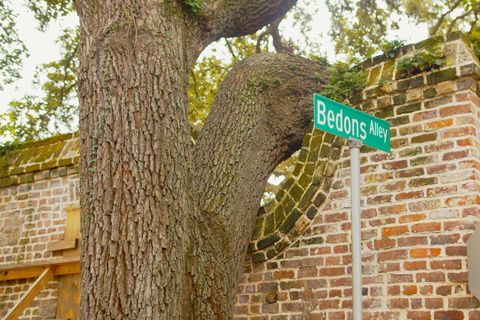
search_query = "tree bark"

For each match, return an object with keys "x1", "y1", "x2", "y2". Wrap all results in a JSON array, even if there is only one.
[{"x1": 74, "y1": 0, "x2": 328, "y2": 318}]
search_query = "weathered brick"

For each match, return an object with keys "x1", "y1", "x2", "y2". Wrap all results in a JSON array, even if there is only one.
[
  {"x1": 382, "y1": 226, "x2": 409, "y2": 237},
  {"x1": 399, "y1": 213, "x2": 426, "y2": 223},
  {"x1": 405, "y1": 261, "x2": 426, "y2": 270},
  {"x1": 412, "y1": 222, "x2": 441, "y2": 233},
  {"x1": 448, "y1": 297, "x2": 480, "y2": 309},
  {"x1": 407, "y1": 311, "x2": 431, "y2": 320},
  {"x1": 395, "y1": 191, "x2": 424, "y2": 201},
  {"x1": 416, "y1": 272, "x2": 446, "y2": 283},
  {"x1": 398, "y1": 236, "x2": 428, "y2": 247},
  {"x1": 430, "y1": 259, "x2": 462, "y2": 270},
  {"x1": 410, "y1": 248, "x2": 441, "y2": 258},
  {"x1": 433, "y1": 310, "x2": 464, "y2": 319}
]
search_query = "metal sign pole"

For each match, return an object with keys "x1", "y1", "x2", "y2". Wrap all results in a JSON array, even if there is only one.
[{"x1": 348, "y1": 137, "x2": 363, "y2": 320}]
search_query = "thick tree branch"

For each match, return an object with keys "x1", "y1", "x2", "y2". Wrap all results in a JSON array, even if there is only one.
[
  {"x1": 203, "y1": 0, "x2": 298, "y2": 41},
  {"x1": 192, "y1": 52, "x2": 329, "y2": 251},
  {"x1": 189, "y1": 53, "x2": 329, "y2": 317}
]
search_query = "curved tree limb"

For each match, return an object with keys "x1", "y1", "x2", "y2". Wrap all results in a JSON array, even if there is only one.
[
  {"x1": 202, "y1": 0, "x2": 298, "y2": 41},
  {"x1": 189, "y1": 53, "x2": 329, "y2": 317}
]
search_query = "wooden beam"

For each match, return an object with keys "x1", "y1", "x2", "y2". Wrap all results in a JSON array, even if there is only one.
[
  {"x1": 47, "y1": 239, "x2": 78, "y2": 252},
  {"x1": 4, "y1": 266, "x2": 56, "y2": 320},
  {"x1": 0, "y1": 257, "x2": 80, "y2": 281}
]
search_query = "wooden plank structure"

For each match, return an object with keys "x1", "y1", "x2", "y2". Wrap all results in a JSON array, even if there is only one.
[{"x1": 0, "y1": 208, "x2": 81, "y2": 320}]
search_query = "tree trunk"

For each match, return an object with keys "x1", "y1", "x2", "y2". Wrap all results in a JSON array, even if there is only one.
[{"x1": 74, "y1": 0, "x2": 328, "y2": 318}]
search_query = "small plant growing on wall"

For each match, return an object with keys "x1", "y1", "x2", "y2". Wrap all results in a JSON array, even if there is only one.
[
  {"x1": 397, "y1": 45, "x2": 444, "y2": 78},
  {"x1": 320, "y1": 60, "x2": 367, "y2": 103}
]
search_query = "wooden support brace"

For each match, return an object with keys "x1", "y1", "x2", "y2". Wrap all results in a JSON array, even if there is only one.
[
  {"x1": 47, "y1": 239, "x2": 78, "y2": 252},
  {"x1": 3, "y1": 266, "x2": 56, "y2": 320},
  {"x1": 0, "y1": 257, "x2": 80, "y2": 281}
]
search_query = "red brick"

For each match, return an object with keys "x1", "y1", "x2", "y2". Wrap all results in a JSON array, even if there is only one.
[
  {"x1": 330, "y1": 190, "x2": 348, "y2": 200},
  {"x1": 383, "y1": 160, "x2": 408, "y2": 170},
  {"x1": 404, "y1": 260, "x2": 426, "y2": 270},
  {"x1": 310, "y1": 247, "x2": 331, "y2": 255},
  {"x1": 433, "y1": 310, "x2": 465, "y2": 319},
  {"x1": 305, "y1": 279, "x2": 327, "y2": 290},
  {"x1": 425, "y1": 298, "x2": 444, "y2": 309},
  {"x1": 320, "y1": 267, "x2": 345, "y2": 276},
  {"x1": 330, "y1": 277, "x2": 352, "y2": 287},
  {"x1": 396, "y1": 168, "x2": 424, "y2": 178},
  {"x1": 448, "y1": 272, "x2": 468, "y2": 282},
  {"x1": 443, "y1": 150, "x2": 470, "y2": 161},
  {"x1": 378, "y1": 249, "x2": 408, "y2": 261},
  {"x1": 416, "y1": 272, "x2": 445, "y2": 282},
  {"x1": 446, "y1": 246, "x2": 467, "y2": 256},
  {"x1": 327, "y1": 311, "x2": 345, "y2": 320},
  {"x1": 403, "y1": 285, "x2": 417, "y2": 295},
  {"x1": 389, "y1": 274, "x2": 413, "y2": 283},
  {"x1": 379, "y1": 262, "x2": 400, "y2": 273},
  {"x1": 413, "y1": 110, "x2": 437, "y2": 121},
  {"x1": 390, "y1": 298, "x2": 408, "y2": 308},
  {"x1": 431, "y1": 234, "x2": 460, "y2": 245},
  {"x1": 409, "y1": 200, "x2": 441, "y2": 212},
  {"x1": 379, "y1": 180, "x2": 405, "y2": 192},
  {"x1": 448, "y1": 297, "x2": 480, "y2": 309},
  {"x1": 325, "y1": 256, "x2": 340, "y2": 265},
  {"x1": 395, "y1": 191, "x2": 423, "y2": 200},
  {"x1": 410, "y1": 248, "x2": 441, "y2": 258},
  {"x1": 273, "y1": 270, "x2": 295, "y2": 280},
  {"x1": 282, "y1": 302, "x2": 305, "y2": 312},
  {"x1": 427, "y1": 185, "x2": 457, "y2": 197},
  {"x1": 445, "y1": 220, "x2": 476, "y2": 231},
  {"x1": 446, "y1": 195, "x2": 479, "y2": 206},
  {"x1": 319, "y1": 299, "x2": 341, "y2": 309},
  {"x1": 457, "y1": 137, "x2": 474, "y2": 146},
  {"x1": 398, "y1": 236, "x2": 428, "y2": 247},
  {"x1": 420, "y1": 285, "x2": 433, "y2": 295},
  {"x1": 333, "y1": 245, "x2": 348, "y2": 253},
  {"x1": 441, "y1": 126, "x2": 476, "y2": 139},
  {"x1": 439, "y1": 104, "x2": 471, "y2": 117},
  {"x1": 412, "y1": 222, "x2": 441, "y2": 233},
  {"x1": 298, "y1": 267, "x2": 318, "y2": 278},
  {"x1": 425, "y1": 141, "x2": 455, "y2": 153},
  {"x1": 329, "y1": 289, "x2": 342, "y2": 298},
  {"x1": 366, "y1": 195, "x2": 392, "y2": 205},
  {"x1": 426, "y1": 118, "x2": 453, "y2": 130},
  {"x1": 372, "y1": 238, "x2": 396, "y2": 249},
  {"x1": 325, "y1": 212, "x2": 347, "y2": 222},
  {"x1": 426, "y1": 163, "x2": 456, "y2": 174},
  {"x1": 326, "y1": 233, "x2": 348, "y2": 244},
  {"x1": 388, "y1": 285, "x2": 400, "y2": 295},
  {"x1": 383, "y1": 226, "x2": 409, "y2": 237},
  {"x1": 378, "y1": 204, "x2": 407, "y2": 215},
  {"x1": 407, "y1": 311, "x2": 431, "y2": 320},
  {"x1": 463, "y1": 207, "x2": 480, "y2": 217},
  {"x1": 399, "y1": 213, "x2": 426, "y2": 223},
  {"x1": 409, "y1": 177, "x2": 438, "y2": 187}
]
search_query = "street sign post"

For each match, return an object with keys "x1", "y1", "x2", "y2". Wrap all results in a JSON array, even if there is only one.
[
  {"x1": 314, "y1": 94, "x2": 391, "y2": 320},
  {"x1": 314, "y1": 94, "x2": 391, "y2": 153}
]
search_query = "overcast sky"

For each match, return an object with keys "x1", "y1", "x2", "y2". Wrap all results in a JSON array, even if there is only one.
[{"x1": 0, "y1": 1, "x2": 429, "y2": 117}]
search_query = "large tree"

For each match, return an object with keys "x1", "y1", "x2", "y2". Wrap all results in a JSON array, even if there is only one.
[{"x1": 74, "y1": 0, "x2": 328, "y2": 318}]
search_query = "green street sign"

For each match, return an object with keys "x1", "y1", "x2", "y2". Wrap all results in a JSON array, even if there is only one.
[{"x1": 314, "y1": 94, "x2": 391, "y2": 153}]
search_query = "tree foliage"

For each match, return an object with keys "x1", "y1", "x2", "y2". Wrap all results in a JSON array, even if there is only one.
[
  {"x1": 0, "y1": 27, "x2": 78, "y2": 141},
  {"x1": 0, "y1": 0, "x2": 29, "y2": 89},
  {"x1": 327, "y1": 0, "x2": 480, "y2": 58}
]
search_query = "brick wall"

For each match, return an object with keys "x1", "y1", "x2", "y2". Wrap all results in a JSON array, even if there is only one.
[
  {"x1": 234, "y1": 32, "x2": 480, "y2": 320},
  {"x1": 2, "y1": 32, "x2": 480, "y2": 320},
  {"x1": 0, "y1": 134, "x2": 79, "y2": 320}
]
